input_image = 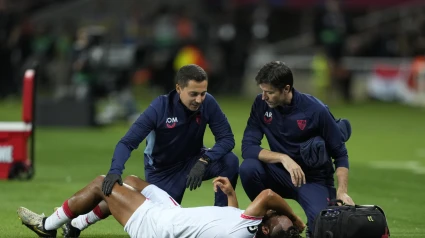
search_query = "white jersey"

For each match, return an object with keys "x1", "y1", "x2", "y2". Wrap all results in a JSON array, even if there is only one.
[{"x1": 125, "y1": 200, "x2": 262, "y2": 238}]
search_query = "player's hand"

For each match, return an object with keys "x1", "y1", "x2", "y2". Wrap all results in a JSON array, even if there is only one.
[
  {"x1": 102, "y1": 173, "x2": 123, "y2": 196},
  {"x1": 280, "y1": 154, "x2": 306, "y2": 187},
  {"x1": 186, "y1": 160, "x2": 207, "y2": 191},
  {"x1": 213, "y1": 176, "x2": 235, "y2": 195},
  {"x1": 292, "y1": 215, "x2": 306, "y2": 232},
  {"x1": 337, "y1": 192, "x2": 355, "y2": 206}
]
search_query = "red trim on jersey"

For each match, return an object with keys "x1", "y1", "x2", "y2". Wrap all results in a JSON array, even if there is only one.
[
  {"x1": 169, "y1": 196, "x2": 179, "y2": 206},
  {"x1": 241, "y1": 214, "x2": 263, "y2": 220}
]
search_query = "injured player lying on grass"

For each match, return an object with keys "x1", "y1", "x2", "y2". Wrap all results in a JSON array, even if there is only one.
[{"x1": 17, "y1": 175, "x2": 305, "y2": 238}]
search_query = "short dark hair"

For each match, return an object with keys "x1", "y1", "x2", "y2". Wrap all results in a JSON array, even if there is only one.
[
  {"x1": 255, "y1": 224, "x2": 301, "y2": 238},
  {"x1": 255, "y1": 61, "x2": 293, "y2": 90},
  {"x1": 271, "y1": 226, "x2": 302, "y2": 238},
  {"x1": 175, "y1": 64, "x2": 208, "y2": 88}
]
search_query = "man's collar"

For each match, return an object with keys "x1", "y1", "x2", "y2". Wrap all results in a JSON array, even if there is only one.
[
  {"x1": 171, "y1": 89, "x2": 180, "y2": 104},
  {"x1": 276, "y1": 88, "x2": 298, "y2": 114},
  {"x1": 291, "y1": 88, "x2": 300, "y2": 105}
]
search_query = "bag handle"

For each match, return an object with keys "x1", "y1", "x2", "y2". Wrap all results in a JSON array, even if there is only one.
[
  {"x1": 329, "y1": 199, "x2": 388, "y2": 217},
  {"x1": 355, "y1": 204, "x2": 388, "y2": 218},
  {"x1": 332, "y1": 202, "x2": 390, "y2": 236},
  {"x1": 328, "y1": 200, "x2": 389, "y2": 222}
]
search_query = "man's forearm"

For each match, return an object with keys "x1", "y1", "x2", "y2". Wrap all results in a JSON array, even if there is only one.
[
  {"x1": 266, "y1": 190, "x2": 297, "y2": 222},
  {"x1": 258, "y1": 149, "x2": 285, "y2": 164},
  {"x1": 227, "y1": 192, "x2": 239, "y2": 208},
  {"x1": 336, "y1": 167, "x2": 349, "y2": 194},
  {"x1": 108, "y1": 142, "x2": 132, "y2": 174}
]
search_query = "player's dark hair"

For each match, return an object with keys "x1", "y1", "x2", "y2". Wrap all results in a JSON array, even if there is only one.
[
  {"x1": 256, "y1": 224, "x2": 301, "y2": 238},
  {"x1": 255, "y1": 61, "x2": 293, "y2": 91},
  {"x1": 175, "y1": 64, "x2": 208, "y2": 88},
  {"x1": 271, "y1": 226, "x2": 302, "y2": 238}
]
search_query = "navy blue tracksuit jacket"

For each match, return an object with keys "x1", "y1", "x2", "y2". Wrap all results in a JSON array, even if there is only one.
[
  {"x1": 240, "y1": 88, "x2": 349, "y2": 232},
  {"x1": 108, "y1": 90, "x2": 238, "y2": 204}
]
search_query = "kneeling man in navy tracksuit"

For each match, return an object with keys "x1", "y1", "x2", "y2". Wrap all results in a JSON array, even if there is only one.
[
  {"x1": 60, "y1": 64, "x2": 239, "y2": 237},
  {"x1": 240, "y1": 61, "x2": 355, "y2": 237}
]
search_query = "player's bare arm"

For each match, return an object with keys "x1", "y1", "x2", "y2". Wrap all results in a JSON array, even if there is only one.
[
  {"x1": 243, "y1": 189, "x2": 306, "y2": 232},
  {"x1": 213, "y1": 177, "x2": 238, "y2": 208},
  {"x1": 258, "y1": 149, "x2": 306, "y2": 187},
  {"x1": 317, "y1": 107, "x2": 354, "y2": 205},
  {"x1": 336, "y1": 167, "x2": 354, "y2": 205}
]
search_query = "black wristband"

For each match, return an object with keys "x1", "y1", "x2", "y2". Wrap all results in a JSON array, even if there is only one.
[{"x1": 201, "y1": 154, "x2": 211, "y2": 164}]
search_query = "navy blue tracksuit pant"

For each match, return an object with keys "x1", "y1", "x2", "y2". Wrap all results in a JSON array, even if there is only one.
[
  {"x1": 239, "y1": 159, "x2": 336, "y2": 234},
  {"x1": 145, "y1": 151, "x2": 239, "y2": 206}
]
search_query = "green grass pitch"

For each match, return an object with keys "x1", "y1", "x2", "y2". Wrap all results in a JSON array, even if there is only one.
[{"x1": 1, "y1": 95, "x2": 425, "y2": 237}]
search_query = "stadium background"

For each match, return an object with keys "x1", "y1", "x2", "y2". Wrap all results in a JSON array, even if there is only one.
[{"x1": 1, "y1": 0, "x2": 425, "y2": 237}]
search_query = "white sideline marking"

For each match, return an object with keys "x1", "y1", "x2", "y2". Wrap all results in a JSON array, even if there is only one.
[{"x1": 369, "y1": 160, "x2": 425, "y2": 175}]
